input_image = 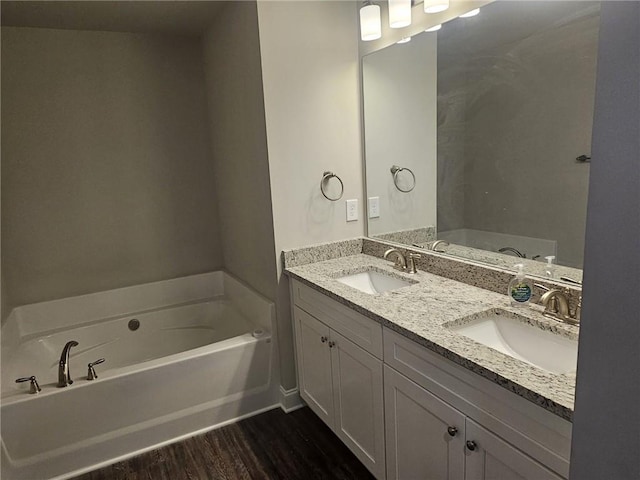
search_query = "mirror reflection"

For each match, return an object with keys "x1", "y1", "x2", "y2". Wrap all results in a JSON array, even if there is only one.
[{"x1": 363, "y1": 1, "x2": 601, "y2": 282}]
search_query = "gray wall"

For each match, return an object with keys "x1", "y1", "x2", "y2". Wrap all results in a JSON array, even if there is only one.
[
  {"x1": 570, "y1": 2, "x2": 640, "y2": 478},
  {"x1": 1, "y1": 27, "x2": 222, "y2": 307},
  {"x1": 1, "y1": 253, "x2": 7, "y2": 322},
  {"x1": 202, "y1": 2, "x2": 277, "y2": 301}
]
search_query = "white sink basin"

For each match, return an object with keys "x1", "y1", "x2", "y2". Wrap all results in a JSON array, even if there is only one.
[
  {"x1": 448, "y1": 311, "x2": 578, "y2": 374},
  {"x1": 336, "y1": 270, "x2": 413, "y2": 294}
]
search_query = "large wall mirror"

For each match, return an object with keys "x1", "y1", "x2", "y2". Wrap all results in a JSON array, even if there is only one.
[{"x1": 362, "y1": 0, "x2": 600, "y2": 283}]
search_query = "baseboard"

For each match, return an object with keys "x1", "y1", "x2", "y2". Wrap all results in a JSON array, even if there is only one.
[{"x1": 279, "y1": 386, "x2": 304, "y2": 413}]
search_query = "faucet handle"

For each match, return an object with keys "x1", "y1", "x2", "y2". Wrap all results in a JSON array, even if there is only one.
[
  {"x1": 16, "y1": 376, "x2": 42, "y2": 394},
  {"x1": 407, "y1": 253, "x2": 421, "y2": 274},
  {"x1": 87, "y1": 358, "x2": 106, "y2": 381},
  {"x1": 573, "y1": 295, "x2": 582, "y2": 322}
]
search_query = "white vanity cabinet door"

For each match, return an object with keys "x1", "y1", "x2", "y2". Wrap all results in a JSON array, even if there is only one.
[
  {"x1": 385, "y1": 366, "x2": 465, "y2": 480},
  {"x1": 464, "y1": 420, "x2": 564, "y2": 480},
  {"x1": 294, "y1": 306, "x2": 334, "y2": 426},
  {"x1": 293, "y1": 305, "x2": 386, "y2": 479},
  {"x1": 331, "y1": 331, "x2": 385, "y2": 480}
]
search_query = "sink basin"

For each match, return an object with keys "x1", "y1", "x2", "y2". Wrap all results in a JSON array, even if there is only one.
[
  {"x1": 336, "y1": 270, "x2": 414, "y2": 294},
  {"x1": 448, "y1": 310, "x2": 578, "y2": 374}
]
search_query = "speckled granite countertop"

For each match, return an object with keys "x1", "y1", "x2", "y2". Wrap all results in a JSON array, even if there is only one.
[{"x1": 285, "y1": 253, "x2": 578, "y2": 421}]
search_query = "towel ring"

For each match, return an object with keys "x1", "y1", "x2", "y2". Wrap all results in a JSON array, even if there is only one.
[
  {"x1": 390, "y1": 165, "x2": 416, "y2": 193},
  {"x1": 320, "y1": 171, "x2": 344, "y2": 201}
]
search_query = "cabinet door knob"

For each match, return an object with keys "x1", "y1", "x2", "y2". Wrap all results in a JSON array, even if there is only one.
[
  {"x1": 466, "y1": 440, "x2": 477, "y2": 451},
  {"x1": 328, "y1": 341, "x2": 336, "y2": 348},
  {"x1": 320, "y1": 336, "x2": 328, "y2": 343},
  {"x1": 447, "y1": 426, "x2": 458, "y2": 437}
]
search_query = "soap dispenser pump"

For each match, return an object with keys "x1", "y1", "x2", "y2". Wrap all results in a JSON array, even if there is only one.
[
  {"x1": 508, "y1": 264, "x2": 533, "y2": 307},
  {"x1": 544, "y1": 256, "x2": 556, "y2": 278}
]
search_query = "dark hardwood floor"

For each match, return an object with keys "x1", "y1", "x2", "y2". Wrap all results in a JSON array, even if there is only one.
[{"x1": 73, "y1": 407, "x2": 375, "y2": 480}]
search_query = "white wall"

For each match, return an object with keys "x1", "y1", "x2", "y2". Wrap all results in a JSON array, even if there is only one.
[
  {"x1": 1, "y1": 27, "x2": 222, "y2": 308},
  {"x1": 202, "y1": 2, "x2": 278, "y2": 302},
  {"x1": 363, "y1": 32, "x2": 437, "y2": 236},
  {"x1": 257, "y1": 0, "x2": 363, "y2": 390}
]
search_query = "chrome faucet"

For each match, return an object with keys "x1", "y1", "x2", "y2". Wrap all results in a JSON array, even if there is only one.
[
  {"x1": 499, "y1": 247, "x2": 526, "y2": 258},
  {"x1": 384, "y1": 248, "x2": 420, "y2": 274},
  {"x1": 429, "y1": 240, "x2": 450, "y2": 253},
  {"x1": 58, "y1": 340, "x2": 79, "y2": 387},
  {"x1": 536, "y1": 285, "x2": 580, "y2": 326},
  {"x1": 384, "y1": 248, "x2": 406, "y2": 271}
]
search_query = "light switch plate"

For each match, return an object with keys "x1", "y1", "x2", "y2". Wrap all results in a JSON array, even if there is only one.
[
  {"x1": 346, "y1": 199, "x2": 358, "y2": 222},
  {"x1": 368, "y1": 197, "x2": 380, "y2": 218}
]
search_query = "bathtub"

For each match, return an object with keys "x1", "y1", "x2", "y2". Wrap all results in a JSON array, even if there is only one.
[{"x1": 1, "y1": 272, "x2": 278, "y2": 480}]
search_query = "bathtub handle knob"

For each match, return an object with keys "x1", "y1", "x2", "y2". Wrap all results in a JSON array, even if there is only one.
[
  {"x1": 16, "y1": 376, "x2": 42, "y2": 394},
  {"x1": 320, "y1": 336, "x2": 328, "y2": 343},
  {"x1": 87, "y1": 358, "x2": 106, "y2": 381}
]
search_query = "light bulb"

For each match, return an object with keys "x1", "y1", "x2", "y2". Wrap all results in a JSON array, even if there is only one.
[
  {"x1": 360, "y1": 2, "x2": 382, "y2": 41},
  {"x1": 397, "y1": 36, "x2": 412, "y2": 44},
  {"x1": 423, "y1": 0, "x2": 449, "y2": 14},
  {"x1": 459, "y1": 8, "x2": 480, "y2": 18},
  {"x1": 425, "y1": 24, "x2": 442, "y2": 32},
  {"x1": 388, "y1": 0, "x2": 411, "y2": 28}
]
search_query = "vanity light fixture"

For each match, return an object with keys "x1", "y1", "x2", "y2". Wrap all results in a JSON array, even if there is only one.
[
  {"x1": 459, "y1": 8, "x2": 480, "y2": 18},
  {"x1": 388, "y1": 0, "x2": 411, "y2": 28},
  {"x1": 360, "y1": 1, "x2": 382, "y2": 41},
  {"x1": 397, "y1": 36, "x2": 412, "y2": 44},
  {"x1": 423, "y1": 0, "x2": 449, "y2": 14},
  {"x1": 425, "y1": 24, "x2": 442, "y2": 32}
]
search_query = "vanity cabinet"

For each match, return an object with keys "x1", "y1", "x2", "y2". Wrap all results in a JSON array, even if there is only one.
[
  {"x1": 384, "y1": 328, "x2": 572, "y2": 480},
  {"x1": 290, "y1": 279, "x2": 572, "y2": 480},
  {"x1": 385, "y1": 366, "x2": 563, "y2": 480},
  {"x1": 291, "y1": 281, "x2": 385, "y2": 479}
]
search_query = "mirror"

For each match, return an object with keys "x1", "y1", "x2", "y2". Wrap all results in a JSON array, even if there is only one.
[{"x1": 362, "y1": 1, "x2": 600, "y2": 283}]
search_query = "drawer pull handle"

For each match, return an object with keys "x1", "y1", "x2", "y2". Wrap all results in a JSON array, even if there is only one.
[
  {"x1": 466, "y1": 440, "x2": 477, "y2": 451},
  {"x1": 320, "y1": 336, "x2": 328, "y2": 343},
  {"x1": 447, "y1": 426, "x2": 458, "y2": 437}
]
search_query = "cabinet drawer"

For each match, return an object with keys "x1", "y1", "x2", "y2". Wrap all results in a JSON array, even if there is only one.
[
  {"x1": 384, "y1": 327, "x2": 571, "y2": 479},
  {"x1": 291, "y1": 280, "x2": 383, "y2": 358}
]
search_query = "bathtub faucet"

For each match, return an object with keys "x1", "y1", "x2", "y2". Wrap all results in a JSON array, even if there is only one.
[{"x1": 58, "y1": 340, "x2": 79, "y2": 387}]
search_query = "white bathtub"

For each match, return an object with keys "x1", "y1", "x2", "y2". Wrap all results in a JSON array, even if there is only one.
[{"x1": 1, "y1": 272, "x2": 278, "y2": 480}]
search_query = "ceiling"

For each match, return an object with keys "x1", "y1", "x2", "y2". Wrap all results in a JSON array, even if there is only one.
[{"x1": 0, "y1": 1, "x2": 227, "y2": 36}]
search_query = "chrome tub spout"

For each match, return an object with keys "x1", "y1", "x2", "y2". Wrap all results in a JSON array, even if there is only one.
[{"x1": 58, "y1": 340, "x2": 79, "y2": 387}]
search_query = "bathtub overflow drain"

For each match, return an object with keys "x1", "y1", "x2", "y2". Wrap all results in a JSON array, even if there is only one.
[{"x1": 128, "y1": 319, "x2": 140, "y2": 331}]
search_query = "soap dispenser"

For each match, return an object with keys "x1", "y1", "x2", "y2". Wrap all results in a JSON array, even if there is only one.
[
  {"x1": 544, "y1": 256, "x2": 556, "y2": 278},
  {"x1": 508, "y1": 264, "x2": 533, "y2": 307}
]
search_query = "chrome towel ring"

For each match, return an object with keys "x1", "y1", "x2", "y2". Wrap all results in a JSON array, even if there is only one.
[
  {"x1": 390, "y1": 165, "x2": 416, "y2": 193},
  {"x1": 320, "y1": 171, "x2": 344, "y2": 201}
]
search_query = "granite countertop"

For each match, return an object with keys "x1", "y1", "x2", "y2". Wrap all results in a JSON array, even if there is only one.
[{"x1": 285, "y1": 253, "x2": 578, "y2": 421}]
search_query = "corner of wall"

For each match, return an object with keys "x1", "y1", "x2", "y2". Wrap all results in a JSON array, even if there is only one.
[{"x1": 201, "y1": 0, "x2": 278, "y2": 306}]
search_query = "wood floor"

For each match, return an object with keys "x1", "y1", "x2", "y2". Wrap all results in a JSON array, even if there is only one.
[{"x1": 72, "y1": 407, "x2": 375, "y2": 480}]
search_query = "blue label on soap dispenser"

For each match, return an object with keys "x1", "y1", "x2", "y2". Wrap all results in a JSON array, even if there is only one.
[{"x1": 511, "y1": 283, "x2": 532, "y2": 303}]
